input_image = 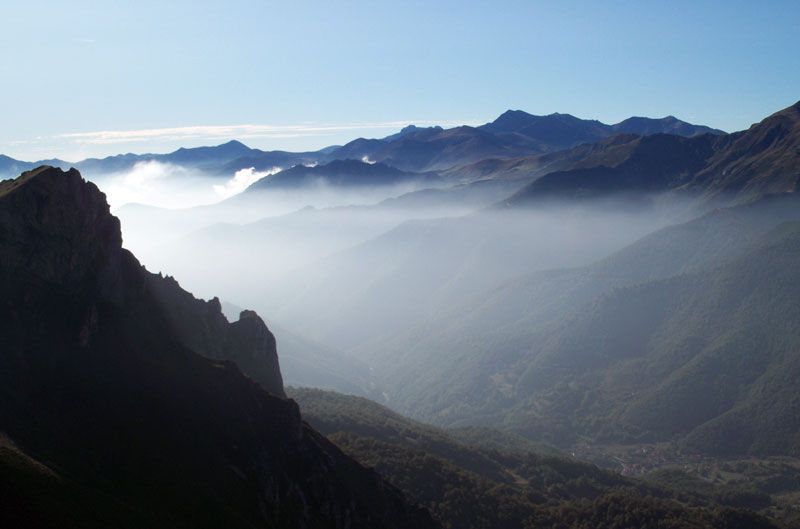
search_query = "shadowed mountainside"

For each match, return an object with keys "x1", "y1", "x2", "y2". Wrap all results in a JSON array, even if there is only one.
[
  {"x1": 0, "y1": 166, "x2": 438, "y2": 529},
  {"x1": 321, "y1": 111, "x2": 723, "y2": 173},
  {"x1": 288, "y1": 387, "x2": 778, "y2": 529},
  {"x1": 507, "y1": 100, "x2": 800, "y2": 206}
]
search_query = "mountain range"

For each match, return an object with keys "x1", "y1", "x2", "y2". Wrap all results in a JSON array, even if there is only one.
[
  {"x1": 105, "y1": 100, "x2": 800, "y2": 397},
  {"x1": 0, "y1": 110, "x2": 724, "y2": 182},
  {"x1": 251, "y1": 101, "x2": 800, "y2": 350},
  {"x1": 356, "y1": 192, "x2": 800, "y2": 456},
  {"x1": 3, "y1": 100, "x2": 800, "y2": 528},
  {"x1": 244, "y1": 158, "x2": 441, "y2": 192},
  {"x1": 508, "y1": 101, "x2": 800, "y2": 206},
  {"x1": 169, "y1": 101, "x2": 800, "y2": 461}
]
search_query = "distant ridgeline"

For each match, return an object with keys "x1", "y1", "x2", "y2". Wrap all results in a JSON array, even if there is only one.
[
  {"x1": 2, "y1": 99, "x2": 800, "y2": 528},
  {"x1": 346, "y1": 100, "x2": 800, "y2": 455},
  {"x1": 0, "y1": 107, "x2": 725, "y2": 181}
]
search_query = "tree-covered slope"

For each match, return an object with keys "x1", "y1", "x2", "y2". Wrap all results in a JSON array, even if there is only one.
[
  {"x1": 289, "y1": 388, "x2": 778, "y2": 529},
  {"x1": 362, "y1": 193, "x2": 800, "y2": 457}
]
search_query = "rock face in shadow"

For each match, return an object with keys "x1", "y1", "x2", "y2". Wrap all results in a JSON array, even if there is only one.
[
  {"x1": 146, "y1": 275, "x2": 286, "y2": 398},
  {"x1": 0, "y1": 166, "x2": 438, "y2": 529}
]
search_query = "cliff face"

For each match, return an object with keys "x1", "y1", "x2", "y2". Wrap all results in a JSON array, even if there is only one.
[
  {"x1": 0, "y1": 167, "x2": 437, "y2": 529},
  {"x1": 146, "y1": 274, "x2": 286, "y2": 398}
]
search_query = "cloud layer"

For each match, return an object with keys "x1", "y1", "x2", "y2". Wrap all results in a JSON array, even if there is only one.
[{"x1": 58, "y1": 120, "x2": 472, "y2": 146}]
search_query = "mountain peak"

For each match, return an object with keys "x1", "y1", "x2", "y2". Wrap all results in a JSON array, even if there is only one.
[
  {"x1": 613, "y1": 115, "x2": 725, "y2": 136},
  {"x1": 0, "y1": 166, "x2": 123, "y2": 287},
  {"x1": 487, "y1": 109, "x2": 536, "y2": 128},
  {"x1": 168, "y1": 139, "x2": 254, "y2": 163},
  {"x1": 381, "y1": 124, "x2": 443, "y2": 142},
  {"x1": 776, "y1": 99, "x2": 800, "y2": 118}
]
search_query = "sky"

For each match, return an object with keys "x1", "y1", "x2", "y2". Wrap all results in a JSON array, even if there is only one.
[{"x1": 1, "y1": 0, "x2": 798, "y2": 161}]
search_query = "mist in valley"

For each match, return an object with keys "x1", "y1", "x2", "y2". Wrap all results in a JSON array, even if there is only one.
[
  {"x1": 6, "y1": 3, "x2": 800, "y2": 527},
  {"x1": 102, "y1": 164, "x2": 693, "y2": 400},
  {"x1": 101, "y1": 152, "x2": 800, "y2": 465}
]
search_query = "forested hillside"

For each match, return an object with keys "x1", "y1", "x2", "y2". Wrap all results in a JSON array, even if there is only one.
[{"x1": 290, "y1": 388, "x2": 781, "y2": 529}]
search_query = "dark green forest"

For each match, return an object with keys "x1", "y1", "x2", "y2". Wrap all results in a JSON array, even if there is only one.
[{"x1": 291, "y1": 387, "x2": 794, "y2": 528}]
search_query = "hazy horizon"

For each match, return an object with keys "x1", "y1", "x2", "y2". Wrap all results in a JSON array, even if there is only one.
[
  {"x1": 3, "y1": 1, "x2": 799, "y2": 161},
  {"x1": 3, "y1": 3, "x2": 800, "y2": 528}
]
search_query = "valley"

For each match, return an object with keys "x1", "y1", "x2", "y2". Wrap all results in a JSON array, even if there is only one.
[
  {"x1": 4, "y1": 4, "x2": 799, "y2": 527},
  {"x1": 2, "y1": 99, "x2": 799, "y2": 528}
]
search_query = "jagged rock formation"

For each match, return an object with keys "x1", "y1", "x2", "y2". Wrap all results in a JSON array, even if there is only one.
[
  {"x1": 147, "y1": 276, "x2": 286, "y2": 397},
  {"x1": 0, "y1": 166, "x2": 438, "y2": 529}
]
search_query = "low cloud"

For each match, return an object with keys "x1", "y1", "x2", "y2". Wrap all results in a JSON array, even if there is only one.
[
  {"x1": 98, "y1": 160, "x2": 227, "y2": 210},
  {"x1": 56, "y1": 120, "x2": 477, "y2": 146},
  {"x1": 103, "y1": 160, "x2": 189, "y2": 209},
  {"x1": 213, "y1": 166, "x2": 282, "y2": 198}
]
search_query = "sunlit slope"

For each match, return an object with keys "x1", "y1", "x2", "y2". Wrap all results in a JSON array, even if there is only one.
[{"x1": 362, "y1": 194, "x2": 800, "y2": 456}]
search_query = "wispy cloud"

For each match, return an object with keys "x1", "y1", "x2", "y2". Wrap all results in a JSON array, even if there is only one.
[
  {"x1": 57, "y1": 120, "x2": 474, "y2": 146},
  {"x1": 213, "y1": 166, "x2": 282, "y2": 199}
]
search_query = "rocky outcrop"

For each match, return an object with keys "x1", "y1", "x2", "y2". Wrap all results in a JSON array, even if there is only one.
[
  {"x1": 0, "y1": 166, "x2": 438, "y2": 529},
  {"x1": 146, "y1": 274, "x2": 286, "y2": 397}
]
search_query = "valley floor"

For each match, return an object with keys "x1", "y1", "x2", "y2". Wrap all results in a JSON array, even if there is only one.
[{"x1": 572, "y1": 441, "x2": 800, "y2": 525}]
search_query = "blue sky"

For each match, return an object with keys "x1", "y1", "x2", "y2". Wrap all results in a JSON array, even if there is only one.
[{"x1": 2, "y1": 0, "x2": 798, "y2": 161}]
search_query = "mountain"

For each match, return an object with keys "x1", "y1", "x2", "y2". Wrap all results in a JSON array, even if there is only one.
[
  {"x1": 0, "y1": 141, "x2": 321, "y2": 181},
  {"x1": 0, "y1": 166, "x2": 437, "y2": 529},
  {"x1": 114, "y1": 162, "x2": 514, "y2": 274},
  {"x1": 507, "y1": 100, "x2": 800, "y2": 206},
  {"x1": 380, "y1": 124, "x2": 443, "y2": 142},
  {"x1": 690, "y1": 100, "x2": 800, "y2": 199},
  {"x1": 1, "y1": 109, "x2": 724, "y2": 183},
  {"x1": 245, "y1": 158, "x2": 440, "y2": 191},
  {"x1": 72, "y1": 140, "x2": 266, "y2": 177},
  {"x1": 355, "y1": 193, "x2": 800, "y2": 457},
  {"x1": 145, "y1": 275, "x2": 286, "y2": 397},
  {"x1": 221, "y1": 149, "x2": 324, "y2": 174},
  {"x1": 137, "y1": 176, "x2": 523, "y2": 296},
  {"x1": 324, "y1": 111, "x2": 722, "y2": 173},
  {"x1": 164, "y1": 139, "x2": 254, "y2": 164},
  {"x1": 0, "y1": 154, "x2": 70, "y2": 179},
  {"x1": 221, "y1": 300, "x2": 373, "y2": 395},
  {"x1": 265, "y1": 202, "x2": 672, "y2": 353},
  {"x1": 504, "y1": 133, "x2": 724, "y2": 205},
  {"x1": 612, "y1": 115, "x2": 725, "y2": 137},
  {"x1": 481, "y1": 110, "x2": 724, "y2": 139},
  {"x1": 439, "y1": 132, "x2": 668, "y2": 184},
  {"x1": 508, "y1": 219, "x2": 800, "y2": 456},
  {"x1": 478, "y1": 110, "x2": 612, "y2": 146},
  {"x1": 288, "y1": 388, "x2": 779, "y2": 529}
]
